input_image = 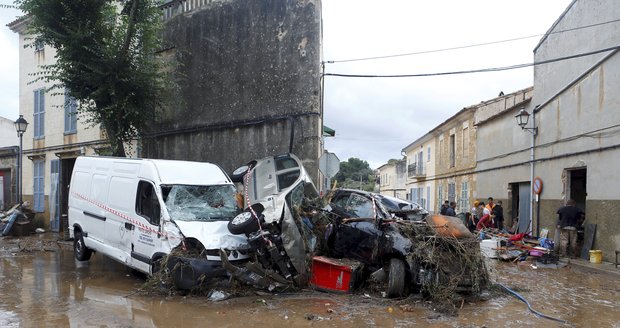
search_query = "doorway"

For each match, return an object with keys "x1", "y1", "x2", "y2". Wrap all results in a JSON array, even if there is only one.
[
  {"x1": 510, "y1": 182, "x2": 531, "y2": 233},
  {"x1": 567, "y1": 168, "x2": 587, "y2": 212}
]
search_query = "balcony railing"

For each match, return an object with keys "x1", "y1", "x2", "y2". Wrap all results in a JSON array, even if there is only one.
[
  {"x1": 407, "y1": 162, "x2": 425, "y2": 178},
  {"x1": 161, "y1": 0, "x2": 219, "y2": 21}
]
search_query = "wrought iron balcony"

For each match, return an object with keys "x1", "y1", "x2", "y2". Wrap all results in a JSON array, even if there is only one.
[{"x1": 407, "y1": 162, "x2": 425, "y2": 178}]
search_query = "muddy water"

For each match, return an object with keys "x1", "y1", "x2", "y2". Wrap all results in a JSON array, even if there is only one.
[{"x1": 1, "y1": 237, "x2": 619, "y2": 327}]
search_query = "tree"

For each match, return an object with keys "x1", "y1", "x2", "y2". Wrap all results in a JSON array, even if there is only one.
[
  {"x1": 333, "y1": 157, "x2": 375, "y2": 191},
  {"x1": 15, "y1": 0, "x2": 169, "y2": 157}
]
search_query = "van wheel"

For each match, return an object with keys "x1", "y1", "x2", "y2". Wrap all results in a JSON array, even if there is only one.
[
  {"x1": 74, "y1": 231, "x2": 92, "y2": 261},
  {"x1": 387, "y1": 258, "x2": 406, "y2": 298},
  {"x1": 228, "y1": 211, "x2": 260, "y2": 235}
]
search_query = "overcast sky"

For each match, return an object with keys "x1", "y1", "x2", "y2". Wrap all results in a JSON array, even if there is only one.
[{"x1": 0, "y1": 0, "x2": 572, "y2": 168}]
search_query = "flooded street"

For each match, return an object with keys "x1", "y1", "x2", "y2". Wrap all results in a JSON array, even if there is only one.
[{"x1": 1, "y1": 234, "x2": 618, "y2": 327}]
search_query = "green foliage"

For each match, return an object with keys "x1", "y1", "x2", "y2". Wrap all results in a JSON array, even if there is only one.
[
  {"x1": 15, "y1": 0, "x2": 169, "y2": 156},
  {"x1": 334, "y1": 157, "x2": 375, "y2": 191}
]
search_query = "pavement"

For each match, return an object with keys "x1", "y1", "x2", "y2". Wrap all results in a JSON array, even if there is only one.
[{"x1": 560, "y1": 256, "x2": 620, "y2": 277}]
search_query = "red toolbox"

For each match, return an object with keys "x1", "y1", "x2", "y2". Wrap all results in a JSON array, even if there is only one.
[{"x1": 309, "y1": 256, "x2": 362, "y2": 293}]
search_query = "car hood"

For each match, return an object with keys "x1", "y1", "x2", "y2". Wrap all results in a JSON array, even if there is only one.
[{"x1": 173, "y1": 220, "x2": 249, "y2": 250}]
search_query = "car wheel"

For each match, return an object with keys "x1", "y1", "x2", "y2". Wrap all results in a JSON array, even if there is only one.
[
  {"x1": 74, "y1": 231, "x2": 92, "y2": 261},
  {"x1": 387, "y1": 258, "x2": 406, "y2": 298},
  {"x1": 230, "y1": 160, "x2": 257, "y2": 183},
  {"x1": 228, "y1": 211, "x2": 260, "y2": 235}
]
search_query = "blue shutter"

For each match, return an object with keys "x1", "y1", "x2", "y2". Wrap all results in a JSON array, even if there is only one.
[
  {"x1": 34, "y1": 89, "x2": 45, "y2": 138},
  {"x1": 33, "y1": 160, "x2": 45, "y2": 212}
]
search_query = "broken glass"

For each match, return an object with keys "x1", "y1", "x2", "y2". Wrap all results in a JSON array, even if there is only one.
[{"x1": 162, "y1": 184, "x2": 240, "y2": 221}]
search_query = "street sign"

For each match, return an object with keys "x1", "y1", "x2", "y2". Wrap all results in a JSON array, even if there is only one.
[
  {"x1": 319, "y1": 152, "x2": 340, "y2": 178},
  {"x1": 533, "y1": 176, "x2": 543, "y2": 195}
]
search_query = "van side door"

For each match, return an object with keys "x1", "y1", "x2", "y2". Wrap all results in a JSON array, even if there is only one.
[{"x1": 131, "y1": 180, "x2": 163, "y2": 268}]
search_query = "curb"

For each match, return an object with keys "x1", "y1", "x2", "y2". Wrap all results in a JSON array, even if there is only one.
[{"x1": 560, "y1": 257, "x2": 620, "y2": 277}]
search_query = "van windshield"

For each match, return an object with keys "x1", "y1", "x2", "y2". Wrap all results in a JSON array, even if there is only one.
[{"x1": 162, "y1": 184, "x2": 240, "y2": 221}]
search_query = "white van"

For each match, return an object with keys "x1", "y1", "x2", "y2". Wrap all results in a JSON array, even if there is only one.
[{"x1": 68, "y1": 156, "x2": 249, "y2": 288}]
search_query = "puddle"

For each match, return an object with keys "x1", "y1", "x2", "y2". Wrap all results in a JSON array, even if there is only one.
[{"x1": 1, "y1": 236, "x2": 619, "y2": 327}]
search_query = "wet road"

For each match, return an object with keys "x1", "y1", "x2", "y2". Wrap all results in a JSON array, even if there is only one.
[{"x1": 1, "y1": 234, "x2": 618, "y2": 327}]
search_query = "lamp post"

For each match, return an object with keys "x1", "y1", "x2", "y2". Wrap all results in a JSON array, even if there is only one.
[
  {"x1": 515, "y1": 106, "x2": 538, "y2": 235},
  {"x1": 14, "y1": 115, "x2": 28, "y2": 204}
]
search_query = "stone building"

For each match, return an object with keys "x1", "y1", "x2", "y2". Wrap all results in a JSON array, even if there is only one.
[
  {"x1": 402, "y1": 133, "x2": 435, "y2": 212},
  {"x1": 145, "y1": 0, "x2": 323, "y2": 179},
  {"x1": 0, "y1": 116, "x2": 19, "y2": 210}
]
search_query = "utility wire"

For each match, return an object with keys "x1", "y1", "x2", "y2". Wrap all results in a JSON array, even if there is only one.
[
  {"x1": 324, "y1": 45, "x2": 620, "y2": 78},
  {"x1": 327, "y1": 18, "x2": 620, "y2": 64}
]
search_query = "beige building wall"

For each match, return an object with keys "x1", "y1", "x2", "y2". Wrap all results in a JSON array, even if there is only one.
[
  {"x1": 433, "y1": 107, "x2": 477, "y2": 214},
  {"x1": 377, "y1": 160, "x2": 406, "y2": 199},
  {"x1": 10, "y1": 18, "x2": 108, "y2": 230}
]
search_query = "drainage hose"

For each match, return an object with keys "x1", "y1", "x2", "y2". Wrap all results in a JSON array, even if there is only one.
[{"x1": 497, "y1": 283, "x2": 569, "y2": 324}]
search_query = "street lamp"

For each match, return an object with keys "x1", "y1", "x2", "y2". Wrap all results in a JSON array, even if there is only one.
[
  {"x1": 515, "y1": 106, "x2": 538, "y2": 235},
  {"x1": 14, "y1": 115, "x2": 28, "y2": 204},
  {"x1": 515, "y1": 107, "x2": 538, "y2": 136}
]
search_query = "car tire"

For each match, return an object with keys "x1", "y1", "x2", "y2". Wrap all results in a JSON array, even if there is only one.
[
  {"x1": 74, "y1": 231, "x2": 92, "y2": 261},
  {"x1": 387, "y1": 258, "x2": 406, "y2": 298},
  {"x1": 228, "y1": 211, "x2": 260, "y2": 235},
  {"x1": 230, "y1": 160, "x2": 257, "y2": 183}
]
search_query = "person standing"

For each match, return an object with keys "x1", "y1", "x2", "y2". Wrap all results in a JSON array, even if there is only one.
[
  {"x1": 492, "y1": 200, "x2": 505, "y2": 230},
  {"x1": 556, "y1": 199, "x2": 584, "y2": 258},
  {"x1": 485, "y1": 197, "x2": 495, "y2": 213},
  {"x1": 440, "y1": 200, "x2": 449, "y2": 215},
  {"x1": 445, "y1": 201, "x2": 457, "y2": 216}
]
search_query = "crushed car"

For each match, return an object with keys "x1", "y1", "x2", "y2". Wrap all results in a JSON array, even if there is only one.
[{"x1": 222, "y1": 153, "x2": 488, "y2": 299}]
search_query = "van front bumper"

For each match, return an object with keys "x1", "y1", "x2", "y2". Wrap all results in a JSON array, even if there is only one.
[{"x1": 167, "y1": 256, "x2": 234, "y2": 290}]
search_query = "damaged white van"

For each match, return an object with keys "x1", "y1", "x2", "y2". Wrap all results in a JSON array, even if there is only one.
[{"x1": 68, "y1": 156, "x2": 249, "y2": 289}]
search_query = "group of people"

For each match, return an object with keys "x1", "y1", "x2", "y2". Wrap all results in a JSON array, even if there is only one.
[{"x1": 439, "y1": 197, "x2": 504, "y2": 232}]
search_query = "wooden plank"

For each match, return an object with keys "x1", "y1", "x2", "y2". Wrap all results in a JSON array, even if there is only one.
[{"x1": 580, "y1": 223, "x2": 597, "y2": 260}]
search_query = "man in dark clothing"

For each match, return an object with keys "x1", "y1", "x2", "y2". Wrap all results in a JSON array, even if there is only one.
[
  {"x1": 445, "y1": 201, "x2": 457, "y2": 216},
  {"x1": 440, "y1": 200, "x2": 449, "y2": 215},
  {"x1": 492, "y1": 200, "x2": 504, "y2": 230},
  {"x1": 556, "y1": 199, "x2": 584, "y2": 257}
]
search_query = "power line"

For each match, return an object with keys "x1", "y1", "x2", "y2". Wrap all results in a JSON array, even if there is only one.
[
  {"x1": 324, "y1": 45, "x2": 620, "y2": 78},
  {"x1": 326, "y1": 18, "x2": 620, "y2": 64}
]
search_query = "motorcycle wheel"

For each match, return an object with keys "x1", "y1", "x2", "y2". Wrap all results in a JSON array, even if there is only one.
[{"x1": 387, "y1": 258, "x2": 406, "y2": 297}]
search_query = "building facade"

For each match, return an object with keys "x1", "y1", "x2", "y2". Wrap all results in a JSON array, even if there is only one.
[
  {"x1": 9, "y1": 18, "x2": 109, "y2": 231},
  {"x1": 377, "y1": 159, "x2": 406, "y2": 199},
  {"x1": 0, "y1": 116, "x2": 19, "y2": 210},
  {"x1": 474, "y1": 87, "x2": 533, "y2": 232},
  {"x1": 476, "y1": 0, "x2": 620, "y2": 261},
  {"x1": 402, "y1": 134, "x2": 435, "y2": 212}
]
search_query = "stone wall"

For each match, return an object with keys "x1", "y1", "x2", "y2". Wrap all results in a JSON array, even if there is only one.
[{"x1": 144, "y1": 0, "x2": 322, "y2": 180}]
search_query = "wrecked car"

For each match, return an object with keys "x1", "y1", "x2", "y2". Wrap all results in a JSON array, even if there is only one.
[
  {"x1": 223, "y1": 153, "x2": 319, "y2": 289},
  {"x1": 224, "y1": 154, "x2": 487, "y2": 298},
  {"x1": 326, "y1": 188, "x2": 484, "y2": 297},
  {"x1": 378, "y1": 194, "x2": 429, "y2": 221},
  {"x1": 68, "y1": 156, "x2": 250, "y2": 290}
]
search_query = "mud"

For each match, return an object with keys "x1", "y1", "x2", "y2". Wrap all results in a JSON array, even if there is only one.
[{"x1": 1, "y1": 233, "x2": 619, "y2": 327}]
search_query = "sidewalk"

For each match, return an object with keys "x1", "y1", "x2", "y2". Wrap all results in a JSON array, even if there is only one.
[{"x1": 560, "y1": 256, "x2": 620, "y2": 277}]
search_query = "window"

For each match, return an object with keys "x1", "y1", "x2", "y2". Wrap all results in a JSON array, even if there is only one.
[
  {"x1": 418, "y1": 187, "x2": 424, "y2": 209},
  {"x1": 449, "y1": 134, "x2": 456, "y2": 168},
  {"x1": 427, "y1": 146, "x2": 431, "y2": 162},
  {"x1": 448, "y1": 182, "x2": 456, "y2": 203},
  {"x1": 437, "y1": 184, "x2": 443, "y2": 213},
  {"x1": 462, "y1": 127, "x2": 469, "y2": 159},
  {"x1": 64, "y1": 90, "x2": 77, "y2": 134},
  {"x1": 426, "y1": 186, "x2": 431, "y2": 211},
  {"x1": 34, "y1": 89, "x2": 45, "y2": 138},
  {"x1": 136, "y1": 181, "x2": 161, "y2": 225},
  {"x1": 34, "y1": 39, "x2": 44, "y2": 52},
  {"x1": 460, "y1": 181, "x2": 469, "y2": 213},
  {"x1": 33, "y1": 160, "x2": 45, "y2": 212},
  {"x1": 439, "y1": 138, "x2": 444, "y2": 161}
]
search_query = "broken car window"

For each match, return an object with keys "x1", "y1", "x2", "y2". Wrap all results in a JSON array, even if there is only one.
[{"x1": 162, "y1": 184, "x2": 240, "y2": 221}]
